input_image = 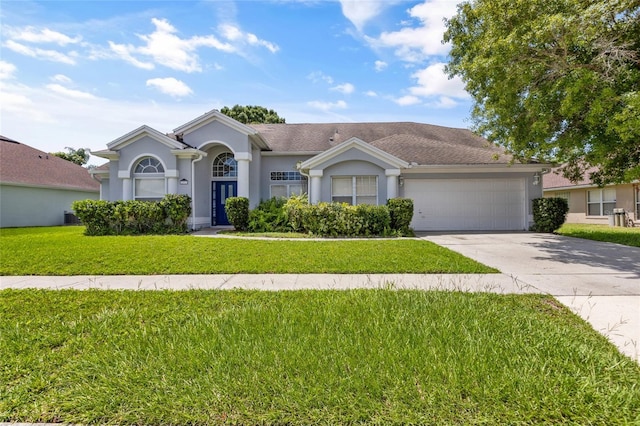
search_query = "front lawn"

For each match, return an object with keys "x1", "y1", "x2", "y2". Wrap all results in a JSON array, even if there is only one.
[
  {"x1": 1, "y1": 289, "x2": 638, "y2": 424},
  {"x1": 0, "y1": 227, "x2": 496, "y2": 275},
  {"x1": 556, "y1": 223, "x2": 640, "y2": 247}
]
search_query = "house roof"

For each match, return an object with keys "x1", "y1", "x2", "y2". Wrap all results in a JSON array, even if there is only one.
[
  {"x1": 543, "y1": 166, "x2": 599, "y2": 190},
  {"x1": 250, "y1": 122, "x2": 514, "y2": 165},
  {"x1": 0, "y1": 135, "x2": 100, "y2": 192}
]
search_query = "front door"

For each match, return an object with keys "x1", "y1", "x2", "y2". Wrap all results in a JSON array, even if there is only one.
[{"x1": 212, "y1": 181, "x2": 237, "y2": 225}]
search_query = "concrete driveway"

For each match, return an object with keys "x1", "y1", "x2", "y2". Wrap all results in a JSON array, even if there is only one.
[{"x1": 420, "y1": 232, "x2": 640, "y2": 362}]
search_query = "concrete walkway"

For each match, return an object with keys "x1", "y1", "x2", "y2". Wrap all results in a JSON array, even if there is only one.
[{"x1": 1, "y1": 232, "x2": 638, "y2": 361}]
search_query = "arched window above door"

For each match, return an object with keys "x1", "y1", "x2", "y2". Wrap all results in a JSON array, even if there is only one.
[{"x1": 212, "y1": 152, "x2": 237, "y2": 178}]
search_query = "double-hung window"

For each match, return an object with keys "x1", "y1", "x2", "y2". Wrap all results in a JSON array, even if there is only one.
[
  {"x1": 133, "y1": 157, "x2": 165, "y2": 201},
  {"x1": 587, "y1": 188, "x2": 616, "y2": 216},
  {"x1": 331, "y1": 176, "x2": 377, "y2": 205}
]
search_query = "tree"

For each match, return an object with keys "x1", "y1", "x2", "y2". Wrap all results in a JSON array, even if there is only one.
[
  {"x1": 444, "y1": 0, "x2": 640, "y2": 185},
  {"x1": 51, "y1": 147, "x2": 90, "y2": 166},
  {"x1": 220, "y1": 105, "x2": 286, "y2": 124}
]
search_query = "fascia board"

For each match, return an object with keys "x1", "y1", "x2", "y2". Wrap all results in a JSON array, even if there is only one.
[
  {"x1": 402, "y1": 164, "x2": 551, "y2": 174},
  {"x1": 173, "y1": 109, "x2": 259, "y2": 137},
  {"x1": 300, "y1": 137, "x2": 408, "y2": 170},
  {"x1": 107, "y1": 125, "x2": 183, "y2": 150}
]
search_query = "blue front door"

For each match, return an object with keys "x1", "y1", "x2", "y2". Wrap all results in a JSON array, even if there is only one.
[{"x1": 213, "y1": 181, "x2": 237, "y2": 225}]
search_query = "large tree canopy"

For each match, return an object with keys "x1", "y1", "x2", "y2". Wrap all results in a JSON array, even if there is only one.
[
  {"x1": 51, "y1": 147, "x2": 90, "y2": 166},
  {"x1": 444, "y1": 0, "x2": 640, "y2": 184},
  {"x1": 220, "y1": 105, "x2": 286, "y2": 124}
]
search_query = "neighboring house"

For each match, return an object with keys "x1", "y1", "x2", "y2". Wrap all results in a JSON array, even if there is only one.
[
  {"x1": 0, "y1": 135, "x2": 100, "y2": 228},
  {"x1": 543, "y1": 168, "x2": 639, "y2": 225},
  {"x1": 91, "y1": 109, "x2": 547, "y2": 231}
]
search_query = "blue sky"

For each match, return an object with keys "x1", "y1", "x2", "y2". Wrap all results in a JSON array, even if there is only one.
[{"x1": 0, "y1": 0, "x2": 471, "y2": 165}]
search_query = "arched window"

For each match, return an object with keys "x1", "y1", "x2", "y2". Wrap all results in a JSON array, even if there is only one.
[
  {"x1": 135, "y1": 157, "x2": 164, "y2": 173},
  {"x1": 212, "y1": 152, "x2": 237, "y2": 178},
  {"x1": 133, "y1": 156, "x2": 165, "y2": 201}
]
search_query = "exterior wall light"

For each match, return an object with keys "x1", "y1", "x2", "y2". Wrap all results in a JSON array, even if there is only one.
[
  {"x1": 533, "y1": 172, "x2": 541, "y2": 186},
  {"x1": 180, "y1": 178, "x2": 189, "y2": 185}
]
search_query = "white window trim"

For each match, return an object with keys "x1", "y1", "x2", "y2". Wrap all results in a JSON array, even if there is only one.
[
  {"x1": 586, "y1": 188, "x2": 616, "y2": 216},
  {"x1": 132, "y1": 156, "x2": 166, "y2": 201},
  {"x1": 331, "y1": 175, "x2": 378, "y2": 205}
]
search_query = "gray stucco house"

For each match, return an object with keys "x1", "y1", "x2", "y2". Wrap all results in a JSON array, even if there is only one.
[
  {"x1": 91, "y1": 109, "x2": 546, "y2": 231},
  {"x1": 0, "y1": 135, "x2": 100, "y2": 227}
]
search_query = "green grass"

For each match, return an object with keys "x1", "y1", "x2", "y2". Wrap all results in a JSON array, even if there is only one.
[
  {"x1": 0, "y1": 226, "x2": 496, "y2": 275},
  {"x1": 1, "y1": 289, "x2": 638, "y2": 424},
  {"x1": 556, "y1": 223, "x2": 640, "y2": 247}
]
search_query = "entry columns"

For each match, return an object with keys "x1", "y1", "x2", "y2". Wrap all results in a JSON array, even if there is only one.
[
  {"x1": 386, "y1": 169, "x2": 401, "y2": 199},
  {"x1": 309, "y1": 169, "x2": 323, "y2": 204},
  {"x1": 118, "y1": 171, "x2": 132, "y2": 200},
  {"x1": 235, "y1": 152, "x2": 252, "y2": 199}
]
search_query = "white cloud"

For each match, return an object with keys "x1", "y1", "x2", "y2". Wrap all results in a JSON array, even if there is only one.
[
  {"x1": 339, "y1": 1, "x2": 389, "y2": 32},
  {"x1": 366, "y1": 0, "x2": 459, "y2": 62},
  {"x1": 7, "y1": 26, "x2": 82, "y2": 46},
  {"x1": 108, "y1": 41, "x2": 155, "y2": 70},
  {"x1": 365, "y1": 90, "x2": 378, "y2": 97},
  {"x1": 146, "y1": 77, "x2": 193, "y2": 97},
  {"x1": 220, "y1": 24, "x2": 279, "y2": 53},
  {"x1": 307, "y1": 100, "x2": 348, "y2": 111},
  {"x1": 108, "y1": 18, "x2": 277, "y2": 73},
  {"x1": 331, "y1": 83, "x2": 355, "y2": 95},
  {"x1": 308, "y1": 71, "x2": 334, "y2": 85},
  {"x1": 50, "y1": 74, "x2": 72, "y2": 84},
  {"x1": 0, "y1": 83, "x2": 55, "y2": 123},
  {"x1": 374, "y1": 60, "x2": 387, "y2": 72},
  {"x1": 408, "y1": 62, "x2": 468, "y2": 99},
  {"x1": 0, "y1": 61, "x2": 17, "y2": 80},
  {"x1": 3, "y1": 40, "x2": 76, "y2": 65},
  {"x1": 394, "y1": 95, "x2": 421, "y2": 106},
  {"x1": 432, "y1": 96, "x2": 457, "y2": 108},
  {"x1": 45, "y1": 83, "x2": 98, "y2": 100}
]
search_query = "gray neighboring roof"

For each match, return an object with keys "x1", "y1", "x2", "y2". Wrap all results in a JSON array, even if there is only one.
[
  {"x1": 251, "y1": 122, "x2": 514, "y2": 164},
  {"x1": 0, "y1": 135, "x2": 99, "y2": 192}
]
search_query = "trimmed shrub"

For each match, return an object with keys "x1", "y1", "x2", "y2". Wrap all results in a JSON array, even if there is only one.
[
  {"x1": 284, "y1": 199, "x2": 392, "y2": 237},
  {"x1": 387, "y1": 198, "x2": 414, "y2": 235},
  {"x1": 72, "y1": 199, "x2": 115, "y2": 236},
  {"x1": 225, "y1": 197, "x2": 249, "y2": 231},
  {"x1": 248, "y1": 197, "x2": 291, "y2": 233},
  {"x1": 72, "y1": 195, "x2": 192, "y2": 236},
  {"x1": 532, "y1": 197, "x2": 569, "y2": 233},
  {"x1": 160, "y1": 194, "x2": 192, "y2": 234}
]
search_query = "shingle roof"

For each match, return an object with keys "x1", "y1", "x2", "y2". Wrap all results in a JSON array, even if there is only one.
[
  {"x1": 0, "y1": 135, "x2": 100, "y2": 192},
  {"x1": 250, "y1": 122, "x2": 514, "y2": 164},
  {"x1": 543, "y1": 166, "x2": 598, "y2": 189}
]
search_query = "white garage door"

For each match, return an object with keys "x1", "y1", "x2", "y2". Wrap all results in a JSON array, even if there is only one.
[{"x1": 405, "y1": 178, "x2": 526, "y2": 231}]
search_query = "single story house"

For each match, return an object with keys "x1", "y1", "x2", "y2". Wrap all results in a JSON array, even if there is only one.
[
  {"x1": 543, "y1": 168, "x2": 639, "y2": 225},
  {"x1": 91, "y1": 109, "x2": 547, "y2": 231},
  {"x1": 0, "y1": 135, "x2": 100, "y2": 228}
]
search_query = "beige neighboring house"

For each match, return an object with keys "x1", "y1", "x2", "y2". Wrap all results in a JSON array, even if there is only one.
[
  {"x1": 0, "y1": 135, "x2": 100, "y2": 228},
  {"x1": 543, "y1": 168, "x2": 639, "y2": 225}
]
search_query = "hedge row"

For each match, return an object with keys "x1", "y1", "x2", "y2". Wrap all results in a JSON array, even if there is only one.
[
  {"x1": 225, "y1": 195, "x2": 414, "y2": 237},
  {"x1": 72, "y1": 194, "x2": 192, "y2": 236}
]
